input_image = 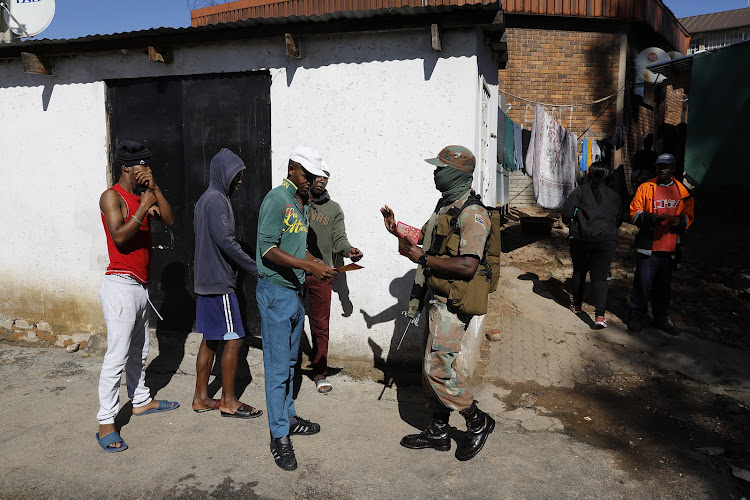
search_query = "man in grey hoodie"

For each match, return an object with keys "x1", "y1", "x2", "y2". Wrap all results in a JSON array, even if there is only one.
[{"x1": 192, "y1": 148, "x2": 262, "y2": 419}]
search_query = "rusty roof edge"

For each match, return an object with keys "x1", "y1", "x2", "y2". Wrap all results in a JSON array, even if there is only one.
[
  {"x1": 0, "y1": 2, "x2": 501, "y2": 59},
  {"x1": 658, "y1": 0, "x2": 690, "y2": 38},
  {"x1": 502, "y1": 0, "x2": 690, "y2": 41}
]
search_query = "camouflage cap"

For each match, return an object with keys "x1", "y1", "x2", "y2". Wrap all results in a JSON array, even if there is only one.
[{"x1": 424, "y1": 145, "x2": 475, "y2": 173}]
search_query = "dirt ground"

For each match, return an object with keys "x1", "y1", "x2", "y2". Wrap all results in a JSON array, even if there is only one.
[{"x1": 483, "y1": 205, "x2": 750, "y2": 499}]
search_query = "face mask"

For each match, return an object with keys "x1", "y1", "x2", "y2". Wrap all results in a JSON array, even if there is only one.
[{"x1": 433, "y1": 167, "x2": 473, "y2": 203}]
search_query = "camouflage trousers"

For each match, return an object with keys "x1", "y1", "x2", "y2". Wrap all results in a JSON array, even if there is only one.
[{"x1": 422, "y1": 298, "x2": 475, "y2": 412}]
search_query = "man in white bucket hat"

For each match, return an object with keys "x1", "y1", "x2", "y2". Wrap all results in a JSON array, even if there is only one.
[{"x1": 256, "y1": 145, "x2": 337, "y2": 471}]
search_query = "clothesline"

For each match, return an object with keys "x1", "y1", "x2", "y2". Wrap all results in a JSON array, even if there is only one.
[
  {"x1": 577, "y1": 86, "x2": 625, "y2": 139},
  {"x1": 499, "y1": 87, "x2": 623, "y2": 108}
]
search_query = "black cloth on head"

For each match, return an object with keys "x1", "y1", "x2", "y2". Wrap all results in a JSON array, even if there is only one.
[{"x1": 115, "y1": 141, "x2": 151, "y2": 166}]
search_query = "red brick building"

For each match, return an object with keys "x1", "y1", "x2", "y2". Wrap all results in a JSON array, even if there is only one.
[{"x1": 500, "y1": 1, "x2": 689, "y2": 205}]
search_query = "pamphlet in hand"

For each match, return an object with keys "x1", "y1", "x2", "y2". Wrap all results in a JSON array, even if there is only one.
[
  {"x1": 396, "y1": 221, "x2": 421, "y2": 256},
  {"x1": 336, "y1": 263, "x2": 364, "y2": 272}
]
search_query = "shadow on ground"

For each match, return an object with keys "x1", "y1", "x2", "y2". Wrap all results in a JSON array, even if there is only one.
[{"x1": 356, "y1": 270, "x2": 433, "y2": 432}]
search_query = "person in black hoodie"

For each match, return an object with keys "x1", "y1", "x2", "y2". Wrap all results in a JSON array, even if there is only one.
[
  {"x1": 191, "y1": 148, "x2": 262, "y2": 419},
  {"x1": 561, "y1": 161, "x2": 622, "y2": 328}
]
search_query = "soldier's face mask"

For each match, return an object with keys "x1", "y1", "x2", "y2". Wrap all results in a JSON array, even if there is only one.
[{"x1": 433, "y1": 167, "x2": 473, "y2": 202}]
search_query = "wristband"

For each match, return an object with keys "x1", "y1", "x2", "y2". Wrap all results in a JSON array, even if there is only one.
[
  {"x1": 417, "y1": 254, "x2": 428, "y2": 267},
  {"x1": 132, "y1": 214, "x2": 143, "y2": 225}
]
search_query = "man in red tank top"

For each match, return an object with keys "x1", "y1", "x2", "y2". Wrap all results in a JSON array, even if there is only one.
[{"x1": 95, "y1": 141, "x2": 178, "y2": 453}]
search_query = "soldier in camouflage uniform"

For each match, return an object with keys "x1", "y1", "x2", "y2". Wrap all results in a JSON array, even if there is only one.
[{"x1": 380, "y1": 145, "x2": 495, "y2": 461}]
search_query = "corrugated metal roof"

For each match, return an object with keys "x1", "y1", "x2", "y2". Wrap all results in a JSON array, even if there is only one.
[
  {"x1": 192, "y1": 0, "x2": 495, "y2": 26},
  {"x1": 0, "y1": 3, "x2": 500, "y2": 58},
  {"x1": 679, "y1": 8, "x2": 750, "y2": 34}
]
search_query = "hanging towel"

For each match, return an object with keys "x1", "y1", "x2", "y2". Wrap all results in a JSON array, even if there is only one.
[
  {"x1": 580, "y1": 139, "x2": 588, "y2": 172},
  {"x1": 615, "y1": 124, "x2": 625, "y2": 150},
  {"x1": 591, "y1": 141, "x2": 601, "y2": 163},
  {"x1": 514, "y1": 122, "x2": 524, "y2": 174},
  {"x1": 522, "y1": 128, "x2": 532, "y2": 166},
  {"x1": 504, "y1": 114, "x2": 515, "y2": 171},
  {"x1": 525, "y1": 104, "x2": 578, "y2": 209},
  {"x1": 497, "y1": 108, "x2": 506, "y2": 167},
  {"x1": 596, "y1": 138, "x2": 613, "y2": 167}
]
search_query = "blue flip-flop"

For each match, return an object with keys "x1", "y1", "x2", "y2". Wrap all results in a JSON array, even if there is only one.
[
  {"x1": 96, "y1": 431, "x2": 128, "y2": 453},
  {"x1": 135, "y1": 400, "x2": 180, "y2": 416}
]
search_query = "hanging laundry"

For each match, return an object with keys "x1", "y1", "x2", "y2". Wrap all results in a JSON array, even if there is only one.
[
  {"x1": 580, "y1": 138, "x2": 588, "y2": 172},
  {"x1": 525, "y1": 104, "x2": 578, "y2": 209},
  {"x1": 514, "y1": 122, "x2": 524, "y2": 174},
  {"x1": 522, "y1": 128, "x2": 532, "y2": 167},
  {"x1": 586, "y1": 139, "x2": 593, "y2": 170},
  {"x1": 497, "y1": 108, "x2": 506, "y2": 167},
  {"x1": 597, "y1": 138, "x2": 614, "y2": 167},
  {"x1": 615, "y1": 124, "x2": 626, "y2": 150},
  {"x1": 504, "y1": 114, "x2": 515, "y2": 171},
  {"x1": 591, "y1": 141, "x2": 601, "y2": 163}
]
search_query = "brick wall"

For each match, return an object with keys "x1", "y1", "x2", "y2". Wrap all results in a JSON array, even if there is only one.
[
  {"x1": 500, "y1": 27, "x2": 621, "y2": 207},
  {"x1": 622, "y1": 43, "x2": 654, "y2": 192},
  {"x1": 664, "y1": 85, "x2": 685, "y2": 126},
  {"x1": 499, "y1": 26, "x2": 689, "y2": 205}
]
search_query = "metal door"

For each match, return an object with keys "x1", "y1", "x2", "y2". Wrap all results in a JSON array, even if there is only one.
[{"x1": 107, "y1": 72, "x2": 272, "y2": 334}]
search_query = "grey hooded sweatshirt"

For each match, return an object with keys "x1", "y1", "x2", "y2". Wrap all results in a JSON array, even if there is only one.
[{"x1": 193, "y1": 148, "x2": 258, "y2": 295}]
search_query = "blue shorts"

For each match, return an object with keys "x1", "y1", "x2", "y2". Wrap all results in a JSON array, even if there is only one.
[{"x1": 196, "y1": 293, "x2": 246, "y2": 341}]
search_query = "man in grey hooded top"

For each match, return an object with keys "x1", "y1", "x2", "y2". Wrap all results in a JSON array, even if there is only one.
[{"x1": 192, "y1": 148, "x2": 262, "y2": 419}]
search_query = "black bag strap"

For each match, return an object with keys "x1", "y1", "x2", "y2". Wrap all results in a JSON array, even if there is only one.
[
  {"x1": 448, "y1": 193, "x2": 484, "y2": 233},
  {"x1": 429, "y1": 193, "x2": 482, "y2": 256}
]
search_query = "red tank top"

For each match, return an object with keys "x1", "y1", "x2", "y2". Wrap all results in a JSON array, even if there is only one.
[{"x1": 102, "y1": 184, "x2": 152, "y2": 284}]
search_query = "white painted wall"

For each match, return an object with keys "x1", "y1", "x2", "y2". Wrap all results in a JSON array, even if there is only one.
[
  {"x1": 0, "y1": 74, "x2": 109, "y2": 331},
  {"x1": 0, "y1": 26, "x2": 498, "y2": 368}
]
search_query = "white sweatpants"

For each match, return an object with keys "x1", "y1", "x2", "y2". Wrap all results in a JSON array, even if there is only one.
[{"x1": 97, "y1": 274, "x2": 153, "y2": 424}]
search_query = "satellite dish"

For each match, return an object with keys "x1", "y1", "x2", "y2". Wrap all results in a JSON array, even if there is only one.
[
  {"x1": 3, "y1": 0, "x2": 56, "y2": 38},
  {"x1": 635, "y1": 47, "x2": 670, "y2": 83}
]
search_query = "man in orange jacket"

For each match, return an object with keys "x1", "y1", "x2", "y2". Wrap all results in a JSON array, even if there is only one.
[{"x1": 627, "y1": 153, "x2": 694, "y2": 335}]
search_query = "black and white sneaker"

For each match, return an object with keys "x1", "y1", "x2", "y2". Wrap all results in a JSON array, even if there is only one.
[
  {"x1": 270, "y1": 435, "x2": 297, "y2": 471},
  {"x1": 289, "y1": 416, "x2": 320, "y2": 436}
]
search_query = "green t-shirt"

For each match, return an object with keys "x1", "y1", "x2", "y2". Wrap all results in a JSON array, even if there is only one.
[{"x1": 256, "y1": 178, "x2": 309, "y2": 290}]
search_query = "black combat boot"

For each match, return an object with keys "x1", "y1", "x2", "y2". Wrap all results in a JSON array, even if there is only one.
[
  {"x1": 455, "y1": 401, "x2": 495, "y2": 461},
  {"x1": 400, "y1": 412, "x2": 451, "y2": 451}
]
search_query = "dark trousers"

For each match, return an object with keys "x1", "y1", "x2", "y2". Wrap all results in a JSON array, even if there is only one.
[
  {"x1": 569, "y1": 239, "x2": 617, "y2": 316},
  {"x1": 304, "y1": 274, "x2": 332, "y2": 378},
  {"x1": 629, "y1": 252, "x2": 672, "y2": 323}
]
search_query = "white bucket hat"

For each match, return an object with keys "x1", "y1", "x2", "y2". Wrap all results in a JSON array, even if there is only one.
[{"x1": 289, "y1": 145, "x2": 327, "y2": 178}]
